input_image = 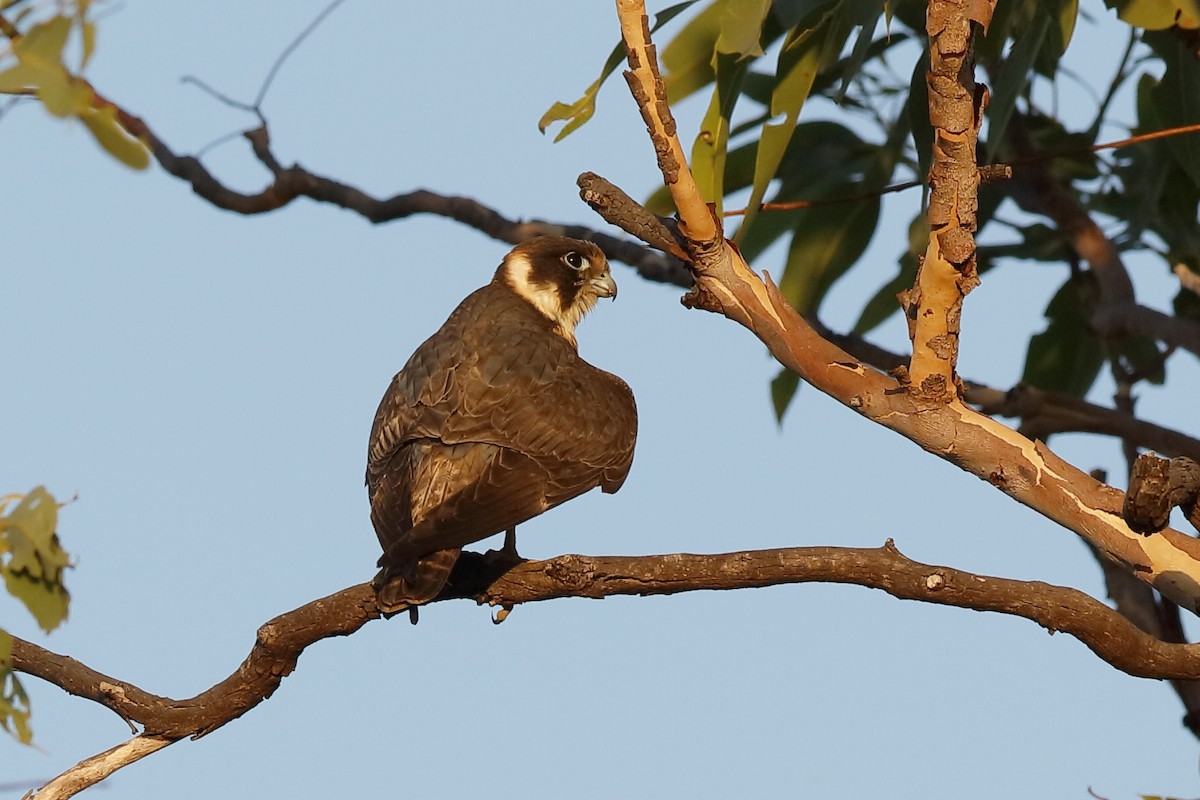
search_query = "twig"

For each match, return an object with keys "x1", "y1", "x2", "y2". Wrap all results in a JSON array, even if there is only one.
[
  {"x1": 254, "y1": 0, "x2": 351, "y2": 109},
  {"x1": 1176, "y1": 263, "x2": 1200, "y2": 297},
  {"x1": 1005, "y1": 113, "x2": 1200, "y2": 358},
  {"x1": 23, "y1": 736, "x2": 171, "y2": 800}
]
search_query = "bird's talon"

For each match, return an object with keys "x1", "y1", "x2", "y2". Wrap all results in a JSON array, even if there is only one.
[{"x1": 492, "y1": 605, "x2": 513, "y2": 624}]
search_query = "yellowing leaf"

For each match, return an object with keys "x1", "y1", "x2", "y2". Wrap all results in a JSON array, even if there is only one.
[
  {"x1": 1, "y1": 487, "x2": 71, "y2": 633},
  {"x1": 80, "y1": 104, "x2": 151, "y2": 169},
  {"x1": 540, "y1": 2, "x2": 697, "y2": 141},
  {"x1": 0, "y1": 62, "x2": 39, "y2": 94},
  {"x1": 82, "y1": 21, "x2": 97, "y2": 68},
  {"x1": 1113, "y1": 0, "x2": 1200, "y2": 29},
  {"x1": 19, "y1": 15, "x2": 72, "y2": 69},
  {"x1": 38, "y1": 72, "x2": 91, "y2": 118},
  {"x1": 690, "y1": 52, "x2": 748, "y2": 210},
  {"x1": 0, "y1": 630, "x2": 33, "y2": 745}
]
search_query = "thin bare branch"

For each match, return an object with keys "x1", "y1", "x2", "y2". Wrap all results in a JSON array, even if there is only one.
[
  {"x1": 1006, "y1": 114, "x2": 1200, "y2": 358},
  {"x1": 23, "y1": 736, "x2": 172, "y2": 800},
  {"x1": 254, "y1": 0, "x2": 351, "y2": 109}
]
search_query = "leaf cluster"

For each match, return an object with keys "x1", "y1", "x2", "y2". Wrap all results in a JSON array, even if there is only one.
[
  {"x1": 0, "y1": 1, "x2": 148, "y2": 168},
  {"x1": 1, "y1": 487, "x2": 71, "y2": 745},
  {"x1": 545, "y1": 0, "x2": 1200, "y2": 417}
]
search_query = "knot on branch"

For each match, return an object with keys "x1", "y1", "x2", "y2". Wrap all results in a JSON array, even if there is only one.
[
  {"x1": 543, "y1": 554, "x2": 599, "y2": 591},
  {"x1": 1124, "y1": 453, "x2": 1200, "y2": 534}
]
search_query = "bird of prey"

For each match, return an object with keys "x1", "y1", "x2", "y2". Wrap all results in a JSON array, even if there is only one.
[{"x1": 366, "y1": 236, "x2": 638, "y2": 615}]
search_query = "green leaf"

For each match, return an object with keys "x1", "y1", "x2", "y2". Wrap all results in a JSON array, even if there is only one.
[
  {"x1": 1142, "y1": 31, "x2": 1200, "y2": 189},
  {"x1": 833, "y1": 7, "x2": 883, "y2": 104},
  {"x1": 776, "y1": 192, "x2": 881, "y2": 314},
  {"x1": 1055, "y1": 0, "x2": 1080, "y2": 54},
  {"x1": 854, "y1": 212, "x2": 925, "y2": 333},
  {"x1": 1021, "y1": 273, "x2": 1105, "y2": 397},
  {"x1": 0, "y1": 630, "x2": 33, "y2": 745},
  {"x1": 739, "y1": 18, "x2": 826, "y2": 239},
  {"x1": 986, "y1": 9, "x2": 1049, "y2": 157},
  {"x1": 1, "y1": 487, "x2": 71, "y2": 633},
  {"x1": 976, "y1": 223, "x2": 1070, "y2": 266},
  {"x1": 539, "y1": 1, "x2": 697, "y2": 141},
  {"x1": 906, "y1": 49, "x2": 932, "y2": 180},
  {"x1": 1113, "y1": 334, "x2": 1166, "y2": 384},
  {"x1": 770, "y1": 367, "x2": 802, "y2": 423},
  {"x1": 690, "y1": 52, "x2": 749, "y2": 209},
  {"x1": 734, "y1": 121, "x2": 867, "y2": 262},
  {"x1": 716, "y1": 0, "x2": 773, "y2": 57},
  {"x1": 662, "y1": 0, "x2": 728, "y2": 102}
]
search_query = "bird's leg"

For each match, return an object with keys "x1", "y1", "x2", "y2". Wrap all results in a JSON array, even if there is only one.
[
  {"x1": 502, "y1": 527, "x2": 519, "y2": 560},
  {"x1": 489, "y1": 527, "x2": 521, "y2": 624}
]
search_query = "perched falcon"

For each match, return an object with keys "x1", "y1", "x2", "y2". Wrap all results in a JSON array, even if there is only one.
[{"x1": 366, "y1": 236, "x2": 638, "y2": 614}]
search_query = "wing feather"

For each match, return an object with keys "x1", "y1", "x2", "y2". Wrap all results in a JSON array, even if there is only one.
[{"x1": 367, "y1": 280, "x2": 637, "y2": 608}]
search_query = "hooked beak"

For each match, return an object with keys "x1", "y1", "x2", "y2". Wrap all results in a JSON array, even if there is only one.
[{"x1": 589, "y1": 270, "x2": 618, "y2": 300}]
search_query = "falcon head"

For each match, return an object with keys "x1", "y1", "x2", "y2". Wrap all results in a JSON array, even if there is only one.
[{"x1": 497, "y1": 237, "x2": 617, "y2": 344}]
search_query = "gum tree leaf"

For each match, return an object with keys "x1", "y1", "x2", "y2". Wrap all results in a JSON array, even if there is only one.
[
  {"x1": 662, "y1": 0, "x2": 728, "y2": 101},
  {"x1": 716, "y1": 0, "x2": 773, "y2": 57},
  {"x1": 80, "y1": 103, "x2": 151, "y2": 169},
  {"x1": 739, "y1": 18, "x2": 826, "y2": 239},
  {"x1": 1107, "y1": 0, "x2": 1200, "y2": 29},
  {"x1": 854, "y1": 212, "x2": 926, "y2": 333},
  {"x1": 770, "y1": 367, "x2": 802, "y2": 423},
  {"x1": 1, "y1": 487, "x2": 71, "y2": 633},
  {"x1": 1021, "y1": 274, "x2": 1105, "y2": 396},
  {"x1": 690, "y1": 52, "x2": 749, "y2": 208},
  {"x1": 776, "y1": 192, "x2": 880, "y2": 314},
  {"x1": 0, "y1": 630, "x2": 33, "y2": 745},
  {"x1": 539, "y1": 1, "x2": 697, "y2": 141}
]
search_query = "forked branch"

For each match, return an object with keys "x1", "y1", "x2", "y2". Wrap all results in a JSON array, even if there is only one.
[{"x1": 599, "y1": 0, "x2": 1200, "y2": 613}]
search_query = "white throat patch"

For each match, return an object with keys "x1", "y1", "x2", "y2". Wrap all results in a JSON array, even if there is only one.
[{"x1": 502, "y1": 252, "x2": 591, "y2": 345}]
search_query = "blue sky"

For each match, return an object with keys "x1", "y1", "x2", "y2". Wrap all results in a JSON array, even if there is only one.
[{"x1": 4, "y1": 1, "x2": 1200, "y2": 798}]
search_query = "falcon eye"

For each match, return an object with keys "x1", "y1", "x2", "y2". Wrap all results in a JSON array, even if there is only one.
[{"x1": 562, "y1": 251, "x2": 588, "y2": 271}]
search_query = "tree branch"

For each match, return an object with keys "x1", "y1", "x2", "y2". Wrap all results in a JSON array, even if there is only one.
[
  {"x1": 14, "y1": 541, "x2": 1200, "y2": 797},
  {"x1": 615, "y1": 0, "x2": 717, "y2": 243},
  {"x1": 65, "y1": 81, "x2": 1200, "y2": 469},
  {"x1": 1005, "y1": 114, "x2": 1200, "y2": 358},
  {"x1": 79, "y1": 88, "x2": 698, "y2": 287},
  {"x1": 901, "y1": 0, "x2": 987, "y2": 399},
  {"x1": 591, "y1": 0, "x2": 1200, "y2": 613}
]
